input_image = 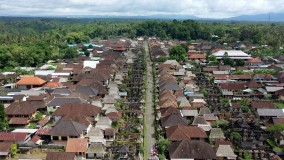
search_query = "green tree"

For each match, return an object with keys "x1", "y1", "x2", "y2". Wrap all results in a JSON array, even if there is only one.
[
  {"x1": 169, "y1": 45, "x2": 186, "y2": 62},
  {"x1": 158, "y1": 139, "x2": 170, "y2": 153},
  {"x1": 241, "y1": 106, "x2": 250, "y2": 113},
  {"x1": 208, "y1": 55, "x2": 217, "y2": 62},
  {"x1": 62, "y1": 47, "x2": 78, "y2": 59},
  {"x1": 231, "y1": 132, "x2": 241, "y2": 140},
  {"x1": 211, "y1": 119, "x2": 229, "y2": 129},
  {"x1": 10, "y1": 144, "x2": 17, "y2": 158},
  {"x1": 84, "y1": 50, "x2": 90, "y2": 57},
  {"x1": 0, "y1": 103, "x2": 8, "y2": 131}
]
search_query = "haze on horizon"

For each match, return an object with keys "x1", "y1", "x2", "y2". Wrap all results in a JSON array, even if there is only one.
[{"x1": 0, "y1": 0, "x2": 284, "y2": 18}]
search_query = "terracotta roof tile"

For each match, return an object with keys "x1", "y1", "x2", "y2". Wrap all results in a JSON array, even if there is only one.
[
  {"x1": 66, "y1": 138, "x2": 88, "y2": 153},
  {"x1": 16, "y1": 76, "x2": 46, "y2": 85}
]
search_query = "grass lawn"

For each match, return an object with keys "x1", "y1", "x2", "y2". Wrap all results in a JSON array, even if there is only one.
[{"x1": 267, "y1": 139, "x2": 283, "y2": 151}]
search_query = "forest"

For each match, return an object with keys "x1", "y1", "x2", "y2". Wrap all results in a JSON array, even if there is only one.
[{"x1": 1, "y1": 17, "x2": 284, "y2": 70}]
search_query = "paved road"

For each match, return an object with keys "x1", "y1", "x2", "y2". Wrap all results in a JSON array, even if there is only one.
[{"x1": 144, "y1": 42, "x2": 155, "y2": 160}]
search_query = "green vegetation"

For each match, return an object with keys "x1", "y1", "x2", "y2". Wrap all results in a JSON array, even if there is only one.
[
  {"x1": 267, "y1": 124, "x2": 284, "y2": 132},
  {"x1": 231, "y1": 132, "x2": 242, "y2": 140},
  {"x1": 275, "y1": 103, "x2": 284, "y2": 109},
  {"x1": 267, "y1": 139, "x2": 283, "y2": 152},
  {"x1": 211, "y1": 119, "x2": 229, "y2": 129},
  {"x1": 34, "y1": 112, "x2": 43, "y2": 121},
  {"x1": 10, "y1": 144, "x2": 17, "y2": 158},
  {"x1": 253, "y1": 69, "x2": 278, "y2": 75},
  {"x1": 1, "y1": 18, "x2": 284, "y2": 70},
  {"x1": 169, "y1": 45, "x2": 187, "y2": 62},
  {"x1": 0, "y1": 103, "x2": 8, "y2": 131},
  {"x1": 28, "y1": 123, "x2": 36, "y2": 129}
]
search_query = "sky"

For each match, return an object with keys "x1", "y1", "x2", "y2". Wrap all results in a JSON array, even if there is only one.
[{"x1": 1, "y1": 0, "x2": 284, "y2": 18}]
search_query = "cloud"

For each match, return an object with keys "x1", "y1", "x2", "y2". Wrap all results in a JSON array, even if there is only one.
[{"x1": 0, "y1": 0, "x2": 284, "y2": 18}]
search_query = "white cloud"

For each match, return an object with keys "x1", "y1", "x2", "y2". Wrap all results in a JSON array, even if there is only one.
[{"x1": 0, "y1": 0, "x2": 284, "y2": 18}]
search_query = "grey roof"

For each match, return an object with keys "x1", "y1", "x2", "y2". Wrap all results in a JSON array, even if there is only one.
[
  {"x1": 181, "y1": 110, "x2": 198, "y2": 117},
  {"x1": 47, "y1": 97, "x2": 86, "y2": 106},
  {"x1": 48, "y1": 120, "x2": 87, "y2": 136},
  {"x1": 51, "y1": 88, "x2": 71, "y2": 95},
  {"x1": 76, "y1": 86, "x2": 99, "y2": 96},
  {"x1": 87, "y1": 143, "x2": 106, "y2": 154},
  {"x1": 209, "y1": 128, "x2": 225, "y2": 139},
  {"x1": 216, "y1": 145, "x2": 237, "y2": 158},
  {"x1": 257, "y1": 109, "x2": 284, "y2": 117},
  {"x1": 160, "y1": 113, "x2": 188, "y2": 127},
  {"x1": 118, "y1": 145, "x2": 129, "y2": 153},
  {"x1": 192, "y1": 116, "x2": 207, "y2": 125},
  {"x1": 160, "y1": 83, "x2": 182, "y2": 91}
]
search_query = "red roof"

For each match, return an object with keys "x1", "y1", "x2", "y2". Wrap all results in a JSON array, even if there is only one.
[
  {"x1": 30, "y1": 135, "x2": 41, "y2": 143},
  {"x1": 66, "y1": 138, "x2": 88, "y2": 153},
  {"x1": 0, "y1": 132, "x2": 28, "y2": 141},
  {"x1": 166, "y1": 125, "x2": 208, "y2": 141}
]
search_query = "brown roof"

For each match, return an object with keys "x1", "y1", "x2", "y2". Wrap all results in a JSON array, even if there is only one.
[
  {"x1": 0, "y1": 142, "x2": 12, "y2": 152},
  {"x1": 246, "y1": 80, "x2": 262, "y2": 89},
  {"x1": 160, "y1": 107, "x2": 180, "y2": 118},
  {"x1": 272, "y1": 117, "x2": 284, "y2": 125},
  {"x1": 220, "y1": 83, "x2": 246, "y2": 91},
  {"x1": 250, "y1": 101, "x2": 275, "y2": 109},
  {"x1": 66, "y1": 138, "x2": 88, "y2": 153},
  {"x1": 5, "y1": 101, "x2": 39, "y2": 116},
  {"x1": 16, "y1": 76, "x2": 46, "y2": 85},
  {"x1": 166, "y1": 125, "x2": 207, "y2": 141},
  {"x1": 9, "y1": 117, "x2": 29, "y2": 125},
  {"x1": 106, "y1": 112, "x2": 122, "y2": 121},
  {"x1": 203, "y1": 67, "x2": 219, "y2": 72},
  {"x1": 36, "y1": 127, "x2": 52, "y2": 135},
  {"x1": 104, "y1": 128, "x2": 116, "y2": 136},
  {"x1": 168, "y1": 140, "x2": 216, "y2": 159},
  {"x1": 46, "y1": 152, "x2": 76, "y2": 160},
  {"x1": 27, "y1": 94, "x2": 46, "y2": 101},
  {"x1": 52, "y1": 103, "x2": 101, "y2": 118}
]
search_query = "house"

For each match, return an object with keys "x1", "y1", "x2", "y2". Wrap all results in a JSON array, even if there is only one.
[
  {"x1": 48, "y1": 120, "x2": 88, "y2": 141},
  {"x1": 47, "y1": 97, "x2": 87, "y2": 113},
  {"x1": 51, "y1": 103, "x2": 101, "y2": 122},
  {"x1": 160, "y1": 113, "x2": 188, "y2": 128},
  {"x1": 209, "y1": 128, "x2": 225, "y2": 142},
  {"x1": 86, "y1": 143, "x2": 106, "y2": 159},
  {"x1": 189, "y1": 54, "x2": 206, "y2": 61},
  {"x1": 51, "y1": 88, "x2": 72, "y2": 96},
  {"x1": 253, "y1": 74, "x2": 277, "y2": 81},
  {"x1": 168, "y1": 140, "x2": 216, "y2": 160},
  {"x1": 216, "y1": 145, "x2": 237, "y2": 160},
  {"x1": 118, "y1": 145, "x2": 130, "y2": 160},
  {"x1": 86, "y1": 127, "x2": 105, "y2": 144},
  {"x1": 66, "y1": 138, "x2": 88, "y2": 158},
  {"x1": 257, "y1": 109, "x2": 284, "y2": 118},
  {"x1": 5, "y1": 101, "x2": 41, "y2": 118},
  {"x1": 46, "y1": 152, "x2": 76, "y2": 160},
  {"x1": 16, "y1": 76, "x2": 46, "y2": 90},
  {"x1": 246, "y1": 58, "x2": 264, "y2": 66},
  {"x1": 250, "y1": 101, "x2": 275, "y2": 109},
  {"x1": 0, "y1": 142, "x2": 12, "y2": 159},
  {"x1": 0, "y1": 132, "x2": 31, "y2": 145},
  {"x1": 95, "y1": 117, "x2": 112, "y2": 130},
  {"x1": 212, "y1": 50, "x2": 252, "y2": 60},
  {"x1": 275, "y1": 89, "x2": 284, "y2": 100},
  {"x1": 166, "y1": 125, "x2": 207, "y2": 141}
]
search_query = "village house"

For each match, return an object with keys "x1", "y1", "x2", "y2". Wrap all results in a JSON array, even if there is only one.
[{"x1": 16, "y1": 76, "x2": 47, "y2": 90}]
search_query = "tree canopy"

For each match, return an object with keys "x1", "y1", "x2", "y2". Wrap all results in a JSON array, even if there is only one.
[{"x1": 169, "y1": 45, "x2": 187, "y2": 62}]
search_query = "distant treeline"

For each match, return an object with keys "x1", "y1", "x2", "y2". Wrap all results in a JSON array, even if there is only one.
[{"x1": 0, "y1": 17, "x2": 284, "y2": 69}]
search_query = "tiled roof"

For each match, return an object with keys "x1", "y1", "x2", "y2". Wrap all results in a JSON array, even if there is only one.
[
  {"x1": 189, "y1": 54, "x2": 206, "y2": 59},
  {"x1": 166, "y1": 125, "x2": 207, "y2": 141},
  {"x1": 0, "y1": 132, "x2": 28, "y2": 141},
  {"x1": 169, "y1": 140, "x2": 216, "y2": 159},
  {"x1": 251, "y1": 101, "x2": 275, "y2": 109},
  {"x1": 48, "y1": 120, "x2": 87, "y2": 137},
  {"x1": 9, "y1": 117, "x2": 29, "y2": 125},
  {"x1": 66, "y1": 138, "x2": 88, "y2": 153},
  {"x1": 16, "y1": 76, "x2": 46, "y2": 85},
  {"x1": 5, "y1": 101, "x2": 39, "y2": 116},
  {"x1": 36, "y1": 127, "x2": 52, "y2": 135},
  {"x1": 46, "y1": 152, "x2": 76, "y2": 160}
]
